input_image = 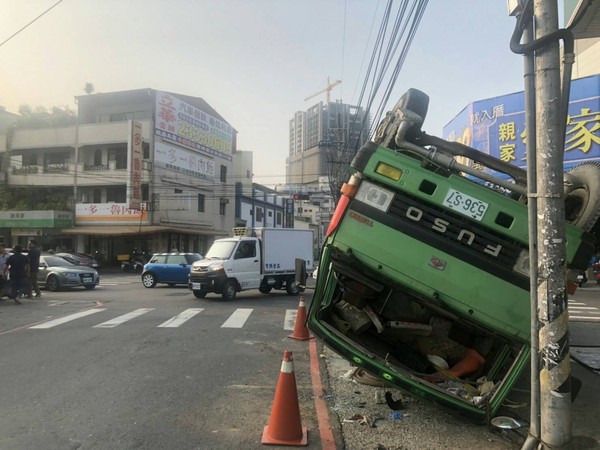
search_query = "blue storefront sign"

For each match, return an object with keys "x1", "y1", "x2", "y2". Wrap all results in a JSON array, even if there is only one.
[{"x1": 443, "y1": 74, "x2": 600, "y2": 175}]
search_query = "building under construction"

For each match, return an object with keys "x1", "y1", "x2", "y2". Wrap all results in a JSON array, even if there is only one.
[{"x1": 286, "y1": 99, "x2": 370, "y2": 189}]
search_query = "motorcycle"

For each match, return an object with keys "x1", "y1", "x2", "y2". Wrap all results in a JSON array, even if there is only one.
[
  {"x1": 594, "y1": 262, "x2": 600, "y2": 285},
  {"x1": 577, "y1": 270, "x2": 587, "y2": 287},
  {"x1": 121, "y1": 252, "x2": 151, "y2": 273}
]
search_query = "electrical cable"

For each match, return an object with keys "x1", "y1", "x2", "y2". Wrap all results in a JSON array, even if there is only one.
[
  {"x1": 0, "y1": 0, "x2": 64, "y2": 48},
  {"x1": 343, "y1": 0, "x2": 428, "y2": 155}
]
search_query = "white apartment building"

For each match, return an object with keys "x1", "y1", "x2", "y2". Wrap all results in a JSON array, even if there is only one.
[{"x1": 1, "y1": 89, "x2": 238, "y2": 262}]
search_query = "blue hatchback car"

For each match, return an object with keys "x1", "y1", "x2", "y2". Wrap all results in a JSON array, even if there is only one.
[{"x1": 141, "y1": 252, "x2": 203, "y2": 288}]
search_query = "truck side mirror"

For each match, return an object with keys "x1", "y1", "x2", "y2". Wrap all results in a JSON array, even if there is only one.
[{"x1": 295, "y1": 258, "x2": 307, "y2": 291}]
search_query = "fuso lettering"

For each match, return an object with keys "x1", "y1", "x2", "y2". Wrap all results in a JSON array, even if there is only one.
[{"x1": 405, "y1": 206, "x2": 502, "y2": 257}]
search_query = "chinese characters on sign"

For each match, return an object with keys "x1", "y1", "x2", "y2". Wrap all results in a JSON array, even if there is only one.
[
  {"x1": 469, "y1": 104, "x2": 505, "y2": 125},
  {"x1": 154, "y1": 142, "x2": 216, "y2": 179},
  {"x1": 443, "y1": 75, "x2": 600, "y2": 171},
  {"x1": 81, "y1": 204, "x2": 141, "y2": 216},
  {"x1": 128, "y1": 121, "x2": 143, "y2": 210},
  {"x1": 75, "y1": 203, "x2": 146, "y2": 222},
  {"x1": 155, "y1": 91, "x2": 233, "y2": 161},
  {"x1": 565, "y1": 108, "x2": 600, "y2": 153}
]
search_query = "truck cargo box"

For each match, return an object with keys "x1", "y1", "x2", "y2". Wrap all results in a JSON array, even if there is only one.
[{"x1": 254, "y1": 228, "x2": 314, "y2": 273}]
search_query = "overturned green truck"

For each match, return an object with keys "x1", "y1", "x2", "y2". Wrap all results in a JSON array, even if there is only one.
[{"x1": 307, "y1": 89, "x2": 598, "y2": 422}]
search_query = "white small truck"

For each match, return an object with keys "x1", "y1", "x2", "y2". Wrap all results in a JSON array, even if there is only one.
[{"x1": 188, "y1": 227, "x2": 314, "y2": 299}]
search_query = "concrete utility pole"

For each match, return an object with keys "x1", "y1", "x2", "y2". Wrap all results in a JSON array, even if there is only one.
[{"x1": 534, "y1": 0, "x2": 572, "y2": 447}]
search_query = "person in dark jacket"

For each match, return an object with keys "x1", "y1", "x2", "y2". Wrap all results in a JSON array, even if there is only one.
[
  {"x1": 27, "y1": 240, "x2": 42, "y2": 298},
  {"x1": 4, "y1": 245, "x2": 30, "y2": 304},
  {"x1": 0, "y1": 244, "x2": 9, "y2": 299}
]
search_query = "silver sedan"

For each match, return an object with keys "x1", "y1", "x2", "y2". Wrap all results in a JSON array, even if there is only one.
[{"x1": 37, "y1": 255, "x2": 100, "y2": 291}]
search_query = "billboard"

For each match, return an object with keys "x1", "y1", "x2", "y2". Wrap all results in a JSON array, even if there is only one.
[
  {"x1": 128, "y1": 120, "x2": 143, "y2": 210},
  {"x1": 443, "y1": 74, "x2": 600, "y2": 174},
  {"x1": 154, "y1": 91, "x2": 233, "y2": 161},
  {"x1": 154, "y1": 141, "x2": 216, "y2": 180}
]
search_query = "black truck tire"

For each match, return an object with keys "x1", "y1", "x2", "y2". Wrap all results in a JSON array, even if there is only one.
[
  {"x1": 286, "y1": 276, "x2": 301, "y2": 296},
  {"x1": 221, "y1": 280, "x2": 237, "y2": 300},
  {"x1": 259, "y1": 284, "x2": 272, "y2": 294},
  {"x1": 565, "y1": 162, "x2": 600, "y2": 235}
]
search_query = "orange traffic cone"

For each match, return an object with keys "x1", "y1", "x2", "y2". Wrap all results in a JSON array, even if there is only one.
[
  {"x1": 288, "y1": 296, "x2": 313, "y2": 341},
  {"x1": 262, "y1": 351, "x2": 308, "y2": 446}
]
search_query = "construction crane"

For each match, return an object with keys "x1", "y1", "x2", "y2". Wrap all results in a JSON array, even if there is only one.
[{"x1": 304, "y1": 77, "x2": 342, "y2": 104}]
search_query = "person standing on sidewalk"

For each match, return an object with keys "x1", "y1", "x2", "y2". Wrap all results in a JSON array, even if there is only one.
[
  {"x1": 4, "y1": 245, "x2": 29, "y2": 304},
  {"x1": 0, "y1": 244, "x2": 9, "y2": 299},
  {"x1": 27, "y1": 240, "x2": 42, "y2": 298}
]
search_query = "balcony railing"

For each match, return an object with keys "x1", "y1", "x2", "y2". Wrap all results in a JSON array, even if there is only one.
[
  {"x1": 12, "y1": 165, "x2": 39, "y2": 175},
  {"x1": 84, "y1": 164, "x2": 109, "y2": 171},
  {"x1": 44, "y1": 163, "x2": 69, "y2": 173}
]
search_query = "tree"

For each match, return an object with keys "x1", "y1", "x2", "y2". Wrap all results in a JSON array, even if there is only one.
[
  {"x1": 15, "y1": 105, "x2": 76, "y2": 128},
  {"x1": 0, "y1": 186, "x2": 72, "y2": 210},
  {"x1": 84, "y1": 83, "x2": 94, "y2": 95}
]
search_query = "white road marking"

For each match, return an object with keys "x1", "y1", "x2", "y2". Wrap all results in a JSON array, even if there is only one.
[
  {"x1": 284, "y1": 309, "x2": 297, "y2": 331},
  {"x1": 30, "y1": 309, "x2": 107, "y2": 329},
  {"x1": 158, "y1": 308, "x2": 204, "y2": 328},
  {"x1": 570, "y1": 316, "x2": 600, "y2": 321},
  {"x1": 221, "y1": 308, "x2": 253, "y2": 328},
  {"x1": 93, "y1": 308, "x2": 155, "y2": 328}
]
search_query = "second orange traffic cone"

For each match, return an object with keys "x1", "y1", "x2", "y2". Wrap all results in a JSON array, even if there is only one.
[
  {"x1": 288, "y1": 296, "x2": 313, "y2": 341},
  {"x1": 262, "y1": 350, "x2": 308, "y2": 446}
]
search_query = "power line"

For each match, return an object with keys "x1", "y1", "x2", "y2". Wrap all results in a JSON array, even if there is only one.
[{"x1": 0, "y1": 0, "x2": 64, "y2": 49}]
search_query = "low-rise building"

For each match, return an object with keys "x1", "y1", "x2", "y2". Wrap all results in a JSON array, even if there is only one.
[{"x1": 1, "y1": 89, "x2": 238, "y2": 263}]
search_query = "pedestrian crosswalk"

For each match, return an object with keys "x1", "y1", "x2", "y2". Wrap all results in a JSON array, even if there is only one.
[
  {"x1": 25, "y1": 301, "x2": 600, "y2": 332},
  {"x1": 30, "y1": 309, "x2": 107, "y2": 329},
  {"x1": 157, "y1": 308, "x2": 204, "y2": 328},
  {"x1": 93, "y1": 308, "x2": 155, "y2": 328},
  {"x1": 568, "y1": 300, "x2": 600, "y2": 321},
  {"x1": 28, "y1": 307, "x2": 299, "y2": 331}
]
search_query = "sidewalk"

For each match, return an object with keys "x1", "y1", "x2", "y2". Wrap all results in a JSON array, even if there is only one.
[
  {"x1": 305, "y1": 280, "x2": 600, "y2": 449},
  {"x1": 319, "y1": 345, "x2": 600, "y2": 449}
]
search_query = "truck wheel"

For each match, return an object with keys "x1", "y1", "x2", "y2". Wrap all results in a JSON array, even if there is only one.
[
  {"x1": 193, "y1": 290, "x2": 207, "y2": 299},
  {"x1": 565, "y1": 162, "x2": 600, "y2": 235},
  {"x1": 286, "y1": 276, "x2": 301, "y2": 296},
  {"x1": 259, "y1": 284, "x2": 272, "y2": 294},
  {"x1": 221, "y1": 280, "x2": 237, "y2": 300}
]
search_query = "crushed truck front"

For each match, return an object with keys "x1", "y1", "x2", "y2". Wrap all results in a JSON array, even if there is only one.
[{"x1": 307, "y1": 90, "x2": 595, "y2": 422}]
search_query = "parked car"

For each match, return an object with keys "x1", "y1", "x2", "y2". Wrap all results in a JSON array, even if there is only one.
[
  {"x1": 37, "y1": 255, "x2": 100, "y2": 291},
  {"x1": 55, "y1": 252, "x2": 101, "y2": 269},
  {"x1": 141, "y1": 253, "x2": 203, "y2": 288}
]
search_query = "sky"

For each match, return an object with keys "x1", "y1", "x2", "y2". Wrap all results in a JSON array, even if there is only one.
[{"x1": 1, "y1": 0, "x2": 537, "y2": 188}]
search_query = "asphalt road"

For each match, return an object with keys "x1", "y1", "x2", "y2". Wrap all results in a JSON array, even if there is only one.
[
  {"x1": 1, "y1": 273, "x2": 598, "y2": 449},
  {"x1": 0, "y1": 274, "x2": 326, "y2": 450}
]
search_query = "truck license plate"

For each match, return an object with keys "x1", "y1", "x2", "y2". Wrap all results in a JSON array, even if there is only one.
[
  {"x1": 192, "y1": 283, "x2": 202, "y2": 290},
  {"x1": 443, "y1": 188, "x2": 489, "y2": 221}
]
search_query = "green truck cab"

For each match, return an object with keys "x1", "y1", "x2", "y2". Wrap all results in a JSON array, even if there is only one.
[{"x1": 307, "y1": 89, "x2": 597, "y2": 421}]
